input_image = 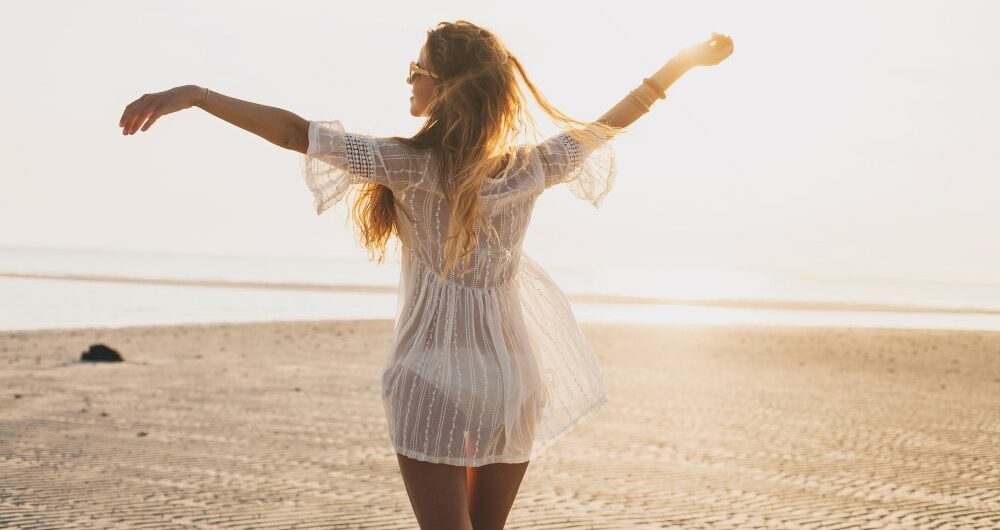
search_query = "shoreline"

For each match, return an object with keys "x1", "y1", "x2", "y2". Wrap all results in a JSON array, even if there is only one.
[
  {"x1": 8, "y1": 315, "x2": 1000, "y2": 337},
  {"x1": 4, "y1": 271, "x2": 999, "y2": 315}
]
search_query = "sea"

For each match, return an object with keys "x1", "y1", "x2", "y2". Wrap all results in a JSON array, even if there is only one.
[{"x1": 2, "y1": 245, "x2": 999, "y2": 332}]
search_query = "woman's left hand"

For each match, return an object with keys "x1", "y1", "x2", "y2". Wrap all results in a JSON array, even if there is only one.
[
  {"x1": 119, "y1": 85, "x2": 203, "y2": 135},
  {"x1": 677, "y1": 33, "x2": 734, "y2": 69}
]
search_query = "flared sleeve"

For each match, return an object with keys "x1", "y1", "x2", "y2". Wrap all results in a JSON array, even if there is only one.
[
  {"x1": 299, "y1": 120, "x2": 424, "y2": 215},
  {"x1": 534, "y1": 124, "x2": 617, "y2": 208}
]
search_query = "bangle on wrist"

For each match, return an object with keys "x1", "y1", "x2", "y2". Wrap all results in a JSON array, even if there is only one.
[
  {"x1": 642, "y1": 77, "x2": 667, "y2": 99},
  {"x1": 627, "y1": 90, "x2": 651, "y2": 113},
  {"x1": 635, "y1": 84, "x2": 657, "y2": 106},
  {"x1": 636, "y1": 83, "x2": 659, "y2": 105}
]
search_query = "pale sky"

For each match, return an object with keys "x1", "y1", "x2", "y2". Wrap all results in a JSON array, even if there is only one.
[{"x1": 3, "y1": 0, "x2": 998, "y2": 285}]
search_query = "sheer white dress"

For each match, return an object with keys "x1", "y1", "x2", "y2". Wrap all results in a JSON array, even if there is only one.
[{"x1": 299, "y1": 119, "x2": 616, "y2": 466}]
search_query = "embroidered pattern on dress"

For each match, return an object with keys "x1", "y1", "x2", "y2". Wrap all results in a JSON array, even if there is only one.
[
  {"x1": 301, "y1": 119, "x2": 612, "y2": 466},
  {"x1": 556, "y1": 132, "x2": 581, "y2": 172},
  {"x1": 344, "y1": 133, "x2": 377, "y2": 180}
]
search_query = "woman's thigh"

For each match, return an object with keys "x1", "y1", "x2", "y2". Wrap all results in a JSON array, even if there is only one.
[
  {"x1": 395, "y1": 453, "x2": 473, "y2": 530},
  {"x1": 467, "y1": 460, "x2": 530, "y2": 530}
]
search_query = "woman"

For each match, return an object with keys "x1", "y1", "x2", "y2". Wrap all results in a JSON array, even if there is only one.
[{"x1": 119, "y1": 20, "x2": 733, "y2": 530}]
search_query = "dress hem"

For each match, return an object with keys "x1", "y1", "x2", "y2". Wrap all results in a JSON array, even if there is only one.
[{"x1": 389, "y1": 393, "x2": 609, "y2": 467}]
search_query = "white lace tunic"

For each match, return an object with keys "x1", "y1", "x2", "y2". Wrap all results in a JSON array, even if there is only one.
[{"x1": 300, "y1": 119, "x2": 616, "y2": 466}]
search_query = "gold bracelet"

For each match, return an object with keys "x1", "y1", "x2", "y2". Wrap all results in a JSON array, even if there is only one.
[
  {"x1": 636, "y1": 82, "x2": 662, "y2": 105},
  {"x1": 627, "y1": 90, "x2": 651, "y2": 112},
  {"x1": 631, "y1": 87, "x2": 654, "y2": 109},
  {"x1": 630, "y1": 88, "x2": 648, "y2": 108},
  {"x1": 635, "y1": 90, "x2": 656, "y2": 108},
  {"x1": 635, "y1": 86, "x2": 656, "y2": 107},
  {"x1": 642, "y1": 77, "x2": 667, "y2": 99},
  {"x1": 625, "y1": 77, "x2": 669, "y2": 114},
  {"x1": 626, "y1": 91, "x2": 647, "y2": 111}
]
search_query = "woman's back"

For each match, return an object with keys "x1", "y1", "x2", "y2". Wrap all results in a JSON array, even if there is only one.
[
  {"x1": 392, "y1": 144, "x2": 539, "y2": 290},
  {"x1": 299, "y1": 118, "x2": 616, "y2": 466},
  {"x1": 301, "y1": 119, "x2": 616, "y2": 289}
]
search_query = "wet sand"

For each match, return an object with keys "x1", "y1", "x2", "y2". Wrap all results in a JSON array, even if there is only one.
[{"x1": 2, "y1": 320, "x2": 999, "y2": 529}]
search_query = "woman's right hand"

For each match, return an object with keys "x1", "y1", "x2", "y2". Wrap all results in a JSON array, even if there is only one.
[
  {"x1": 677, "y1": 33, "x2": 734, "y2": 68},
  {"x1": 119, "y1": 85, "x2": 204, "y2": 135}
]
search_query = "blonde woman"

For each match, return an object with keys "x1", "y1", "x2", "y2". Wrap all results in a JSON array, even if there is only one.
[{"x1": 119, "y1": 20, "x2": 733, "y2": 530}]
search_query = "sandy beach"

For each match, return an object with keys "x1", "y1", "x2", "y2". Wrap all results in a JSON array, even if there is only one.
[{"x1": 2, "y1": 319, "x2": 999, "y2": 529}]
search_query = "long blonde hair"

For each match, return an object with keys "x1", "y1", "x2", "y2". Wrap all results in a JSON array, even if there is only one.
[{"x1": 350, "y1": 20, "x2": 621, "y2": 282}]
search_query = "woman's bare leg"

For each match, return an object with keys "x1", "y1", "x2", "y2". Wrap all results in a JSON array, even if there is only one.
[
  {"x1": 466, "y1": 460, "x2": 530, "y2": 530},
  {"x1": 395, "y1": 453, "x2": 473, "y2": 530},
  {"x1": 465, "y1": 390, "x2": 539, "y2": 528}
]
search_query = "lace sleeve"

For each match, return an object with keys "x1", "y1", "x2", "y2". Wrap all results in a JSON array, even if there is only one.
[
  {"x1": 534, "y1": 124, "x2": 617, "y2": 208},
  {"x1": 299, "y1": 120, "x2": 425, "y2": 215}
]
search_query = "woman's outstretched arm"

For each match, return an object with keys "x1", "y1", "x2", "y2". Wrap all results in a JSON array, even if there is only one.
[
  {"x1": 596, "y1": 56, "x2": 691, "y2": 129},
  {"x1": 596, "y1": 33, "x2": 734, "y2": 130},
  {"x1": 119, "y1": 85, "x2": 308, "y2": 151}
]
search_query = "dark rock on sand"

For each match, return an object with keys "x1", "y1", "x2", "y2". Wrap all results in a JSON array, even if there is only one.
[{"x1": 80, "y1": 344, "x2": 124, "y2": 362}]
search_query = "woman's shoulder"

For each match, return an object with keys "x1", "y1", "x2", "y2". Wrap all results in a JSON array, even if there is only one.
[
  {"x1": 373, "y1": 136, "x2": 434, "y2": 162},
  {"x1": 478, "y1": 145, "x2": 544, "y2": 201}
]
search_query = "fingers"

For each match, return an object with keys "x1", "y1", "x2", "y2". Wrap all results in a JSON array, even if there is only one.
[
  {"x1": 122, "y1": 110, "x2": 140, "y2": 135},
  {"x1": 709, "y1": 34, "x2": 734, "y2": 57},
  {"x1": 119, "y1": 95, "x2": 141, "y2": 128},
  {"x1": 122, "y1": 105, "x2": 156, "y2": 135},
  {"x1": 120, "y1": 94, "x2": 156, "y2": 135},
  {"x1": 121, "y1": 95, "x2": 146, "y2": 134},
  {"x1": 124, "y1": 109, "x2": 143, "y2": 135},
  {"x1": 709, "y1": 33, "x2": 732, "y2": 47},
  {"x1": 119, "y1": 105, "x2": 134, "y2": 133},
  {"x1": 141, "y1": 112, "x2": 160, "y2": 132}
]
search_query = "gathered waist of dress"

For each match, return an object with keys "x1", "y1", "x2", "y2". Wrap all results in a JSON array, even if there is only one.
[{"x1": 405, "y1": 248, "x2": 522, "y2": 292}]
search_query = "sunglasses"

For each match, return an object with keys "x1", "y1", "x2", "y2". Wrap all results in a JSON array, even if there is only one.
[{"x1": 407, "y1": 61, "x2": 439, "y2": 84}]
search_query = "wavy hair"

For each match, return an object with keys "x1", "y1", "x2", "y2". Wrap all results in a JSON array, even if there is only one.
[{"x1": 350, "y1": 20, "x2": 622, "y2": 283}]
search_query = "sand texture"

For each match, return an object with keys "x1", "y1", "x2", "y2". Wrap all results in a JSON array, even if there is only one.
[{"x1": 2, "y1": 320, "x2": 999, "y2": 529}]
